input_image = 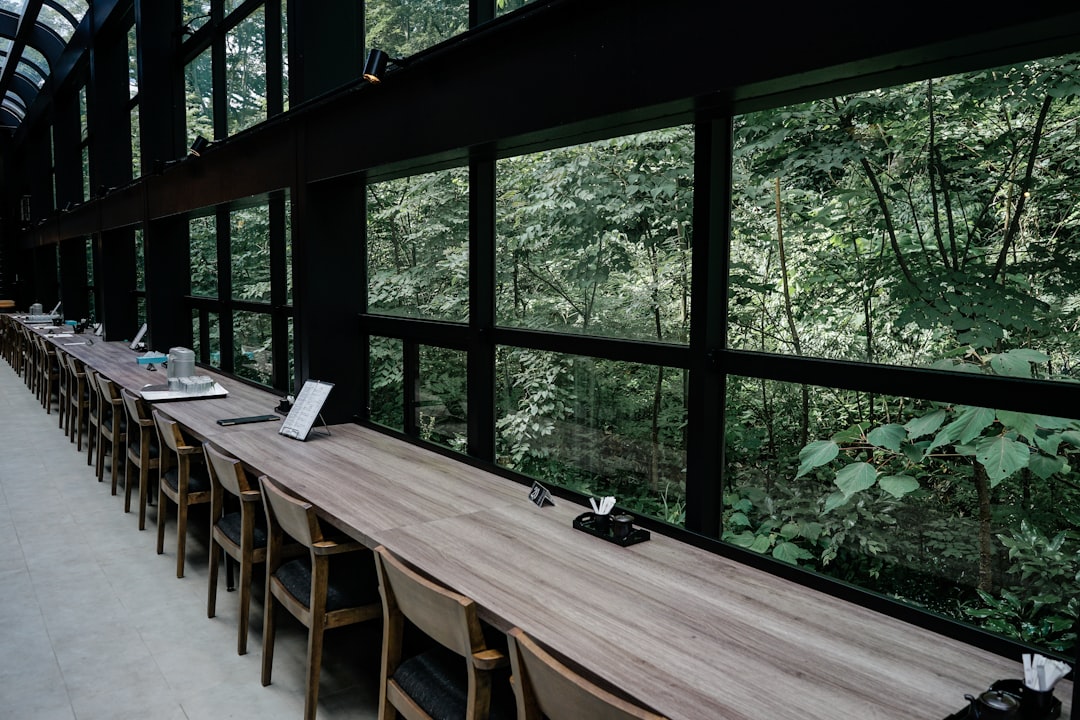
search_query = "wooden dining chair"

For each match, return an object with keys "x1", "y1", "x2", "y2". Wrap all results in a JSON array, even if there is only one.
[
  {"x1": 56, "y1": 349, "x2": 71, "y2": 432},
  {"x1": 260, "y1": 475, "x2": 382, "y2": 720},
  {"x1": 204, "y1": 441, "x2": 267, "y2": 655},
  {"x1": 63, "y1": 353, "x2": 90, "y2": 450},
  {"x1": 37, "y1": 335, "x2": 61, "y2": 413},
  {"x1": 121, "y1": 387, "x2": 159, "y2": 530},
  {"x1": 372, "y1": 545, "x2": 515, "y2": 720},
  {"x1": 152, "y1": 410, "x2": 212, "y2": 579},
  {"x1": 506, "y1": 627, "x2": 668, "y2": 720},
  {"x1": 84, "y1": 367, "x2": 100, "y2": 470},
  {"x1": 96, "y1": 374, "x2": 127, "y2": 492}
]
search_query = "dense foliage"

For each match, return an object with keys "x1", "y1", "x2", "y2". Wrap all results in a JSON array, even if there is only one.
[{"x1": 179, "y1": 1, "x2": 1080, "y2": 658}]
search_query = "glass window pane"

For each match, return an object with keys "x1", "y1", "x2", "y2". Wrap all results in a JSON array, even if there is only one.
[
  {"x1": 189, "y1": 215, "x2": 217, "y2": 297},
  {"x1": 231, "y1": 204, "x2": 270, "y2": 302},
  {"x1": 38, "y1": 4, "x2": 76, "y2": 43},
  {"x1": 192, "y1": 310, "x2": 221, "y2": 368},
  {"x1": 182, "y1": 0, "x2": 211, "y2": 32},
  {"x1": 495, "y1": 0, "x2": 538, "y2": 17},
  {"x1": 135, "y1": 227, "x2": 145, "y2": 290},
  {"x1": 367, "y1": 168, "x2": 468, "y2": 321},
  {"x1": 496, "y1": 349, "x2": 688, "y2": 526},
  {"x1": 51, "y1": 0, "x2": 88, "y2": 20},
  {"x1": 21, "y1": 46, "x2": 49, "y2": 77},
  {"x1": 724, "y1": 375, "x2": 1080, "y2": 655},
  {"x1": 127, "y1": 23, "x2": 138, "y2": 99},
  {"x1": 496, "y1": 126, "x2": 694, "y2": 342},
  {"x1": 417, "y1": 345, "x2": 466, "y2": 451},
  {"x1": 365, "y1": 0, "x2": 469, "y2": 59},
  {"x1": 185, "y1": 47, "x2": 214, "y2": 145},
  {"x1": 284, "y1": 194, "x2": 292, "y2": 304},
  {"x1": 233, "y1": 310, "x2": 273, "y2": 386},
  {"x1": 281, "y1": 0, "x2": 289, "y2": 112},
  {"x1": 729, "y1": 54, "x2": 1080, "y2": 386},
  {"x1": 17, "y1": 61, "x2": 45, "y2": 87},
  {"x1": 81, "y1": 145, "x2": 89, "y2": 201},
  {"x1": 225, "y1": 6, "x2": 266, "y2": 136},
  {"x1": 130, "y1": 106, "x2": 140, "y2": 178},
  {"x1": 370, "y1": 336, "x2": 404, "y2": 431},
  {"x1": 79, "y1": 85, "x2": 87, "y2": 141}
]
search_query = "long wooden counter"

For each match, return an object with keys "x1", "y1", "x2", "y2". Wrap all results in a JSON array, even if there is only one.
[{"x1": 12, "y1": 316, "x2": 1072, "y2": 720}]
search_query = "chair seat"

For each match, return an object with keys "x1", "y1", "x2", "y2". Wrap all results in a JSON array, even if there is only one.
[
  {"x1": 128, "y1": 434, "x2": 155, "y2": 455},
  {"x1": 216, "y1": 511, "x2": 267, "y2": 549},
  {"x1": 394, "y1": 646, "x2": 514, "y2": 720},
  {"x1": 274, "y1": 556, "x2": 379, "y2": 611},
  {"x1": 163, "y1": 466, "x2": 210, "y2": 494}
]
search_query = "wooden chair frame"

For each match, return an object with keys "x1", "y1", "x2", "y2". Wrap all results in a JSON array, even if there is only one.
[
  {"x1": 121, "y1": 387, "x2": 159, "y2": 530},
  {"x1": 96, "y1": 374, "x2": 127, "y2": 493},
  {"x1": 260, "y1": 476, "x2": 381, "y2": 720},
  {"x1": 153, "y1": 410, "x2": 212, "y2": 578},
  {"x1": 204, "y1": 441, "x2": 267, "y2": 655},
  {"x1": 373, "y1": 544, "x2": 509, "y2": 720},
  {"x1": 507, "y1": 627, "x2": 668, "y2": 720}
]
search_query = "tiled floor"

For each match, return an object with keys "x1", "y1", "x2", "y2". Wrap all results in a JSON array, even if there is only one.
[{"x1": 0, "y1": 355, "x2": 382, "y2": 720}]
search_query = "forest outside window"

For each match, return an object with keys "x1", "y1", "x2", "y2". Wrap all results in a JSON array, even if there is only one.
[
  {"x1": 370, "y1": 335, "x2": 404, "y2": 431},
  {"x1": 495, "y1": 126, "x2": 694, "y2": 343},
  {"x1": 723, "y1": 376, "x2": 1080, "y2": 657},
  {"x1": 365, "y1": 0, "x2": 468, "y2": 60},
  {"x1": 225, "y1": 6, "x2": 267, "y2": 136},
  {"x1": 729, "y1": 53, "x2": 1080, "y2": 385},
  {"x1": 416, "y1": 345, "x2": 467, "y2": 451},
  {"x1": 366, "y1": 168, "x2": 469, "y2": 322},
  {"x1": 189, "y1": 214, "x2": 218, "y2": 297},
  {"x1": 495, "y1": 349, "x2": 687, "y2": 527}
]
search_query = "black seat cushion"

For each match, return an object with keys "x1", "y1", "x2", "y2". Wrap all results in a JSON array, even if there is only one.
[
  {"x1": 216, "y1": 511, "x2": 267, "y2": 549},
  {"x1": 129, "y1": 434, "x2": 157, "y2": 457},
  {"x1": 393, "y1": 645, "x2": 514, "y2": 720},
  {"x1": 274, "y1": 555, "x2": 379, "y2": 612},
  {"x1": 163, "y1": 465, "x2": 210, "y2": 494}
]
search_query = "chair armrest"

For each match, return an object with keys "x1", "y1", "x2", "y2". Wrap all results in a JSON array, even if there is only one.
[
  {"x1": 472, "y1": 648, "x2": 508, "y2": 671},
  {"x1": 176, "y1": 445, "x2": 201, "y2": 456},
  {"x1": 312, "y1": 539, "x2": 365, "y2": 556},
  {"x1": 239, "y1": 490, "x2": 262, "y2": 502}
]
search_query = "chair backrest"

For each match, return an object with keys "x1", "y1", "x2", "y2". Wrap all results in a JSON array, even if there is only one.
[
  {"x1": 152, "y1": 409, "x2": 186, "y2": 455},
  {"x1": 373, "y1": 544, "x2": 485, "y2": 660},
  {"x1": 120, "y1": 386, "x2": 150, "y2": 427},
  {"x1": 97, "y1": 373, "x2": 123, "y2": 411},
  {"x1": 203, "y1": 441, "x2": 254, "y2": 498},
  {"x1": 506, "y1": 627, "x2": 668, "y2": 720},
  {"x1": 259, "y1": 475, "x2": 322, "y2": 549}
]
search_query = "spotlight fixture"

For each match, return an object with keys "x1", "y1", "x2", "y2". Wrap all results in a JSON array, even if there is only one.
[
  {"x1": 63, "y1": 201, "x2": 74, "y2": 212},
  {"x1": 362, "y1": 48, "x2": 406, "y2": 84},
  {"x1": 189, "y1": 135, "x2": 211, "y2": 157}
]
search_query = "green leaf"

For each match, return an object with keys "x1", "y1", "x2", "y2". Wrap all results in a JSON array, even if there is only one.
[
  {"x1": 727, "y1": 511, "x2": 752, "y2": 528},
  {"x1": 1028, "y1": 453, "x2": 1065, "y2": 480},
  {"x1": 867, "y1": 424, "x2": 906, "y2": 452},
  {"x1": 727, "y1": 530, "x2": 757, "y2": 548},
  {"x1": 795, "y1": 440, "x2": 839, "y2": 479},
  {"x1": 902, "y1": 442, "x2": 926, "y2": 464},
  {"x1": 997, "y1": 410, "x2": 1037, "y2": 440},
  {"x1": 834, "y1": 462, "x2": 877, "y2": 497},
  {"x1": 931, "y1": 406, "x2": 995, "y2": 449},
  {"x1": 878, "y1": 474, "x2": 920, "y2": 498},
  {"x1": 904, "y1": 409, "x2": 946, "y2": 439},
  {"x1": 823, "y1": 491, "x2": 849, "y2": 514},
  {"x1": 772, "y1": 541, "x2": 813, "y2": 564},
  {"x1": 975, "y1": 435, "x2": 1030, "y2": 485},
  {"x1": 749, "y1": 534, "x2": 772, "y2": 554}
]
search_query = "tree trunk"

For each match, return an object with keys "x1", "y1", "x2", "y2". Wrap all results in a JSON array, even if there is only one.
[
  {"x1": 775, "y1": 178, "x2": 809, "y2": 447},
  {"x1": 973, "y1": 463, "x2": 995, "y2": 592}
]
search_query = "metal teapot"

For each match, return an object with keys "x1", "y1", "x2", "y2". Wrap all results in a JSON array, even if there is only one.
[{"x1": 965, "y1": 688, "x2": 1021, "y2": 719}]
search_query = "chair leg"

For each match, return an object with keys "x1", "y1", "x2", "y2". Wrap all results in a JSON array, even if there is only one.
[
  {"x1": 124, "y1": 461, "x2": 135, "y2": 509},
  {"x1": 110, "y1": 435, "x2": 121, "y2": 495},
  {"x1": 237, "y1": 554, "x2": 251, "y2": 655},
  {"x1": 176, "y1": 500, "x2": 188, "y2": 578},
  {"x1": 208, "y1": 542, "x2": 220, "y2": 619},
  {"x1": 156, "y1": 487, "x2": 168, "y2": 556},
  {"x1": 304, "y1": 620, "x2": 326, "y2": 720},
  {"x1": 138, "y1": 468, "x2": 151, "y2": 531},
  {"x1": 261, "y1": 590, "x2": 277, "y2": 686}
]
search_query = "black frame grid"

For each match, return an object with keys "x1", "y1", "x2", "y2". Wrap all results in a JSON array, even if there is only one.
[{"x1": 4, "y1": 0, "x2": 1080, "y2": 678}]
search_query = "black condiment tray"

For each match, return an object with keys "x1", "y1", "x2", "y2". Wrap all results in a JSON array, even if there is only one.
[
  {"x1": 943, "y1": 678, "x2": 1061, "y2": 720},
  {"x1": 573, "y1": 512, "x2": 650, "y2": 546}
]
